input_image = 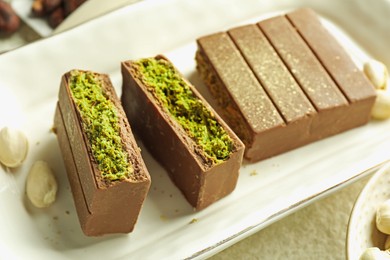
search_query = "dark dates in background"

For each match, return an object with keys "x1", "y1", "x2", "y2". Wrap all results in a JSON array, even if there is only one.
[
  {"x1": 0, "y1": 0, "x2": 21, "y2": 34},
  {"x1": 32, "y1": 0, "x2": 87, "y2": 29}
]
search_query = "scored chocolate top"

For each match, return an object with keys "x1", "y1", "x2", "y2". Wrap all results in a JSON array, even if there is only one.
[
  {"x1": 228, "y1": 24, "x2": 316, "y2": 123},
  {"x1": 197, "y1": 8, "x2": 376, "y2": 137},
  {"x1": 258, "y1": 15, "x2": 349, "y2": 111},
  {"x1": 286, "y1": 8, "x2": 376, "y2": 102},
  {"x1": 197, "y1": 32, "x2": 285, "y2": 133}
]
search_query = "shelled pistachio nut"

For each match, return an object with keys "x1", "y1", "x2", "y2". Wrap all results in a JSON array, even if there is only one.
[
  {"x1": 0, "y1": 127, "x2": 28, "y2": 168},
  {"x1": 364, "y1": 59, "x2": 388, "y2": 90},
  {"x1": 26, "y1": 161, "x2": 57, "y2": 208},
  {"x1": 371, "y1": 90, "x2": 390, "y2": 120}
]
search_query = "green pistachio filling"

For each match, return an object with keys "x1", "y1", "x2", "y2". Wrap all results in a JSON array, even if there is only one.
[
  {"x1": 134, "y1": 58, "x2": 234, "y2": 164},
  {"x1": 69, "y1": 70, "x2": 133, "y2": 181}
]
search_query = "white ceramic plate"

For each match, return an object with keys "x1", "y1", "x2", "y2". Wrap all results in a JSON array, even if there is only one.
[
  {"x1": 1, "y1": 0, "x2": 390, "y2": 259},
  {"x1": 347, "y1": 163, "x2": 390, "y2": 260}
]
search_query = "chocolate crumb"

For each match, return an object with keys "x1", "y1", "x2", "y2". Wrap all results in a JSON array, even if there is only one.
[{"x1": 189, "y1": 218, "x2": 198, "y2": 224}]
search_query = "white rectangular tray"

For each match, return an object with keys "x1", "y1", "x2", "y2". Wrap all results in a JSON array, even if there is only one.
[{"x1": 1, "y1": 0, "x2": 390, "y2": 259}]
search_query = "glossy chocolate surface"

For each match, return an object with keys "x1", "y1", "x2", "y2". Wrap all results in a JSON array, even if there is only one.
[
  {"x1": 121, "y1": 55, "x2": 244, "y2": 210},
  {"x1": 196, "y1": 8, "x2": 376, "y2": 162}
]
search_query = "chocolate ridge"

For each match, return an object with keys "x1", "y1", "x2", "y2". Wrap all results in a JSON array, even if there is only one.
[
  {"x1": 286, "y1": 8, "x2": 376, "y2": 103},
  {"x1": 195, "y1": 33, "x2": 286, "y2": 148},
  {"x1": 227, "y1": 24, "x2": 316, "y2": 122},
  {"x1": 256, "y1": 18, "x2": 348, "y2": 110}
]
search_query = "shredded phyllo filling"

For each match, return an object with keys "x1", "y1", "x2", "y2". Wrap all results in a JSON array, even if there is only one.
[
  {"x1": 69, "y1": 70, "x2": 133, "y2": 181},
  {"x1": 135, "y1": 58, "x2": 234, "y2": 164}
]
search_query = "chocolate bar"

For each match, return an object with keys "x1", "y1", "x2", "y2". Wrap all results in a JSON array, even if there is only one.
[
  {"x1": 196, "y1": 8, "x2": 376, "y2": 162},
  {"x1": 54, "y1": 70, "x2": 150, "y2": 236},
  {"x1": 121, "y1": 55, "x2": 244, "y2": 210}
]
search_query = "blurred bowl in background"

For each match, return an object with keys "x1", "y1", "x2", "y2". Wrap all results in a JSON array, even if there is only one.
[{"x1": 346, "y1": 162, "x2": 390, "y2": 260}]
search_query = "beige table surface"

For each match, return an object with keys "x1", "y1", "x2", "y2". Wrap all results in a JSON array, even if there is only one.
[{"x1": 0, "y1": 3, "x2": 374, "y2": 259}]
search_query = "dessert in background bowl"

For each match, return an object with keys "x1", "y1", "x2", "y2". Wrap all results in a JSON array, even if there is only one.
[
  {"x1": 31, "y1": 0, "x2": 87, "y2": 28},
  {"x1": 346, "y1": 162, "x2": 390, "y2": 260}
]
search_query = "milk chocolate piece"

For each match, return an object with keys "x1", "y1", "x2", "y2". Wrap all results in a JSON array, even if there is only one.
[
  {"x1": 258, "y1": 16, "x2": 351, "y2": 139},
  {"x1": 196, "y1": 8, "x2": 376, "y2": 162},
  {"x1": 54, "y1": 70, "x2": 150, "y2": 236},
  {"x1": 286, "y1": 8, "x2": 376, "y2": 129},
  {"x1": 121, "y1": 55, "x2": 244, "y2": 210},
  {"x1": 228, "y1": 25, "x2": 316, "y2": 122}
]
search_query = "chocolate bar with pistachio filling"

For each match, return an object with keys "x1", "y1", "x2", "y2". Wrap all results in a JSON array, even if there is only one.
[
  {"x1": 196, "y1": 8, "x2": 376, "y2": 162},
  {"x1": 121, "y1": 55, "x2": 244, "y2": 210},
  {"x1": 54, "y1": 70, "x2": 151, "y2": 236}
]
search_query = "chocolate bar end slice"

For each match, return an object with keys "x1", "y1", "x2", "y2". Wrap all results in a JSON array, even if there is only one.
[
  {"x1": 55, "y1": 70, "x2": 151, "y2": 236},
  {"x1": 121, "y1": 56, "x2": 244, "y2": 210}
]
